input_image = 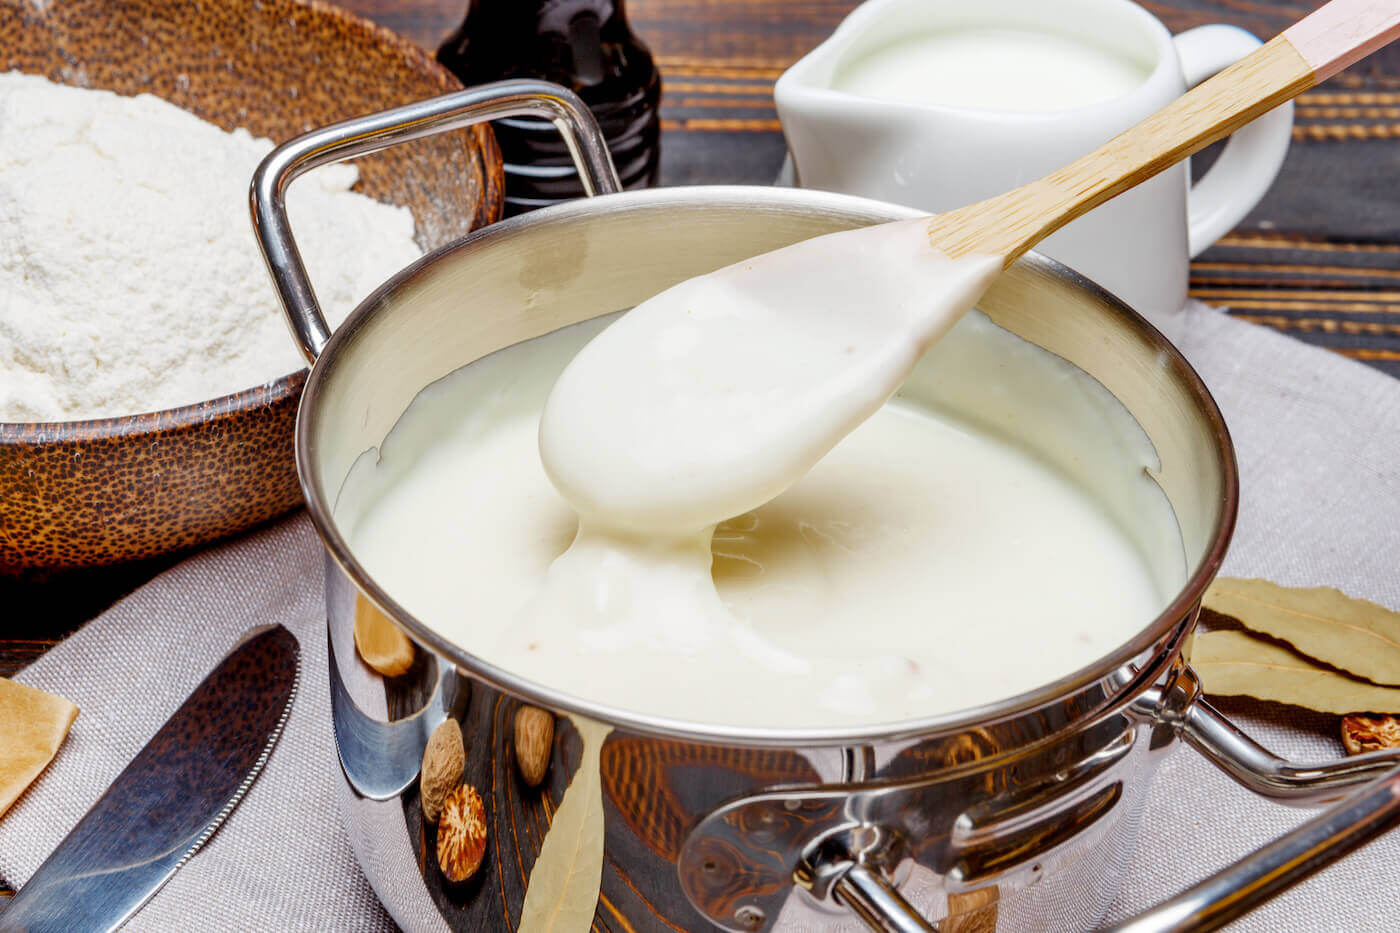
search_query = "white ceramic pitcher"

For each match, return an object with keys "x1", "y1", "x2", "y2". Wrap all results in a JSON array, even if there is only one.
[{"x1": 774, "y1": 0, "x2": 1294, "y2": 336}]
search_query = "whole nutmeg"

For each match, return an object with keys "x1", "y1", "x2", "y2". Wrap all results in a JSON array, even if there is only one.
[
  {"x1": 420, "y1": 719, "x2": 465, "y2": 823},
  {"x1": 437, "y1": 783, "x2": 487, "y2": 884},
  {"x1": 514, "y1": 705, "x2": 554, "y2": 787}
]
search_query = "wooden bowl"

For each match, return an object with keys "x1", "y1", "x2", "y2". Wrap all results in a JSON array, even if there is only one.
[{"x1": 0, "y1": 0, "x2": 504, "y2": 570}]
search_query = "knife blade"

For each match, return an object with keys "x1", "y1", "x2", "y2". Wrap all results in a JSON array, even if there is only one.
[{"x1": 0, "y1": 623, "x2": 299, "y2": 933}]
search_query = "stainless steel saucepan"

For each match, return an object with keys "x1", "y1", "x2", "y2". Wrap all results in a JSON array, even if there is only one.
[{"x1": 252, "y1": 81, "x2": 1400, "y2": 933}]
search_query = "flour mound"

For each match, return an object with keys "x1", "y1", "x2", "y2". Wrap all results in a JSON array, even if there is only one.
[{"x1": 0, "y1": 72, "x2": 423, "y2": 422}]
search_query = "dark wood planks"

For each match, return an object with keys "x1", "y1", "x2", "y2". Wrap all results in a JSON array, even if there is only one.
[
  {"x1": 330, "y1": 1, "x2": 1400, "y2": 377},
  {"x1": 1, "y1": 552, "x2": 184, "y2": 676}
]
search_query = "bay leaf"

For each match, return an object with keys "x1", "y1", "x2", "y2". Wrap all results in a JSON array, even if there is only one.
[
  {"x1": 518, "y1": 715, "x2": 613, "y2": 933},
  {"x1": 1192, "y1": 630, "x2": 1400, "y2": 714},
  {"x1": 1203, "y1": 578, "x2": 1400, "y2": 686}
]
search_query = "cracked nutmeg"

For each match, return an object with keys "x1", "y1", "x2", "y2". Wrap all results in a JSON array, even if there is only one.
[
  {"x1": 1342, "y1": 713, "x2": 1400, "y2": 755},
  {"x1": 437, "y1": 783, "x2": 488, "y2": 884}
]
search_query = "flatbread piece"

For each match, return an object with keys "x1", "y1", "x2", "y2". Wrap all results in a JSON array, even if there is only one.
[{"x1": 0, "y1": 677, "x2": 79, "y2": 818}]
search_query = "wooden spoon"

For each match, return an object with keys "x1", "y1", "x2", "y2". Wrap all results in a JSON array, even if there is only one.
[{"x1": 927, "y1": 0, "x2": 1400, "y2": 266}]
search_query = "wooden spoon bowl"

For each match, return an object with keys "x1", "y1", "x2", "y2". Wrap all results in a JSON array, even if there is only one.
[{"x1": 0, "y1": 0, "x2": 504, "y2": 570}]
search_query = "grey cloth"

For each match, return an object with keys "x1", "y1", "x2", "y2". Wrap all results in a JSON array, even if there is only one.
[
  {"x1": 1103, "y1": 302, "x2": 1400, "y2": 932},
  {"x1": 0, "y1": 512, "x2": 391, "y2": 931},
  {"x1": 1, "y1": 302, "x2": 1397, "y2": 931}
]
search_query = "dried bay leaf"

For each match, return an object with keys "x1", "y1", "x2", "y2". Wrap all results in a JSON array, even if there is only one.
[
  {"x1": 1204, "y1": 578, "x2": 1400, "y2": 686},
  {"x1": 518, "y1": 716, "x2": 612, "y2": 933},
  {"x1": 1193, "y1": 630, "x2": 1400, "y2": 714},
  {"x1": 0, "y1": 678, "x2": 79, "y2": 818}
]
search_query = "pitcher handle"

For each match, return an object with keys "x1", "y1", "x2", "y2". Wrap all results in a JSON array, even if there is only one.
[
  {"x1": 1172, "y1": 25, "x2": 1294, "y2": 257},
  {"x1": 250, "y1": 79, "x2": 621, "y2": 365}
]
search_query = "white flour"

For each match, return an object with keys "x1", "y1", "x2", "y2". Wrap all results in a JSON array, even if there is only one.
[{"x1": 0, "y1": 72, "x2": 423, "y2": 422}]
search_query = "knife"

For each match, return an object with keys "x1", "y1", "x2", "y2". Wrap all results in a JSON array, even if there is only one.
[{"x1": 0, "y1": 624, "x2": 299, "y2": 932}]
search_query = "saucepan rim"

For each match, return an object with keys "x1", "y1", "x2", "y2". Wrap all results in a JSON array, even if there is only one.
[{"x1": 296, "y1": 184, "x2": 1239, "y2": 748}]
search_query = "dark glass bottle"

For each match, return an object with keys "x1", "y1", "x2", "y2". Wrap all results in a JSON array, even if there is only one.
[{"x1": 437, "y1": 0, "x2": 662, "y2": 215}]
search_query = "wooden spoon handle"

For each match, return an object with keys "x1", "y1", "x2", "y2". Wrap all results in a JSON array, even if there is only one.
[
  {"x1": 1285, "y1": 0, "x2": 1400, "y2": 81},
  {"x1": 929, "y1": 0, "x2": 1400, "y2": 265}
]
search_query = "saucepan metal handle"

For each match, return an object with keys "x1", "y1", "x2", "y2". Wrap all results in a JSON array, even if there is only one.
[
  {"x1": 253, "y1": 80, "x2": 617, "y2": 800},
  {"x1": 811, "y1": 662, "x2": 1400, "y2": 933},
  {"x1": 1101, "y1": 663, "x2": 1400, "y2": 932},
  {"x1": 250, "y1": 79, "x2": 621, "y2": 365},
  {"x1": 1140, "y1": 663, "x2": 1400, "y2": 806},
  {"x1": 1105, "y1": 768, "x2": 1400, "y2": 932}
]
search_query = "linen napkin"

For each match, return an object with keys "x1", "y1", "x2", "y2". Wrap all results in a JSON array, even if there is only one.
[
  {"x1": 0, "y1": 512, "x2": 392, "y2": 931},
  {"x1": 1102, "y1": 301, "x2": 1400, "y2": 931},
  {"x1": 1, "y1": 301, "x2": 1398, "y2": 931}
]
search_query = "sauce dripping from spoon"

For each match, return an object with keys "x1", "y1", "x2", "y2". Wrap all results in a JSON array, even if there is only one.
[
  {"x1": 509, "y1": 2, "x2": 1392, "y2": 714},
  {"x1": 502, "y1": 225, "x2": 998, "y2": 717}
]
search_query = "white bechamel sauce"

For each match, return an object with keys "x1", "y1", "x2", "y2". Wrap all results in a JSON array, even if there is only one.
[
  {"x1": 343, "y1": 313, "x2": 1176, "y2": 729},
  {"x1": 832, "y1": 28, "x2": 1148, "y2": 113},
  {"x1": 521, "y1": 223, "x2": 1006, "y2": 726}
]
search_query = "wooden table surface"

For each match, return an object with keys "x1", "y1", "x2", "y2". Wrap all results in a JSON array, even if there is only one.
[
  {"x1": 0, "y1": 0, "x2": 1397, "y2": 920},
  {"x1": 3, "y1": 0, "x2": 1398, "y2": 672}
]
